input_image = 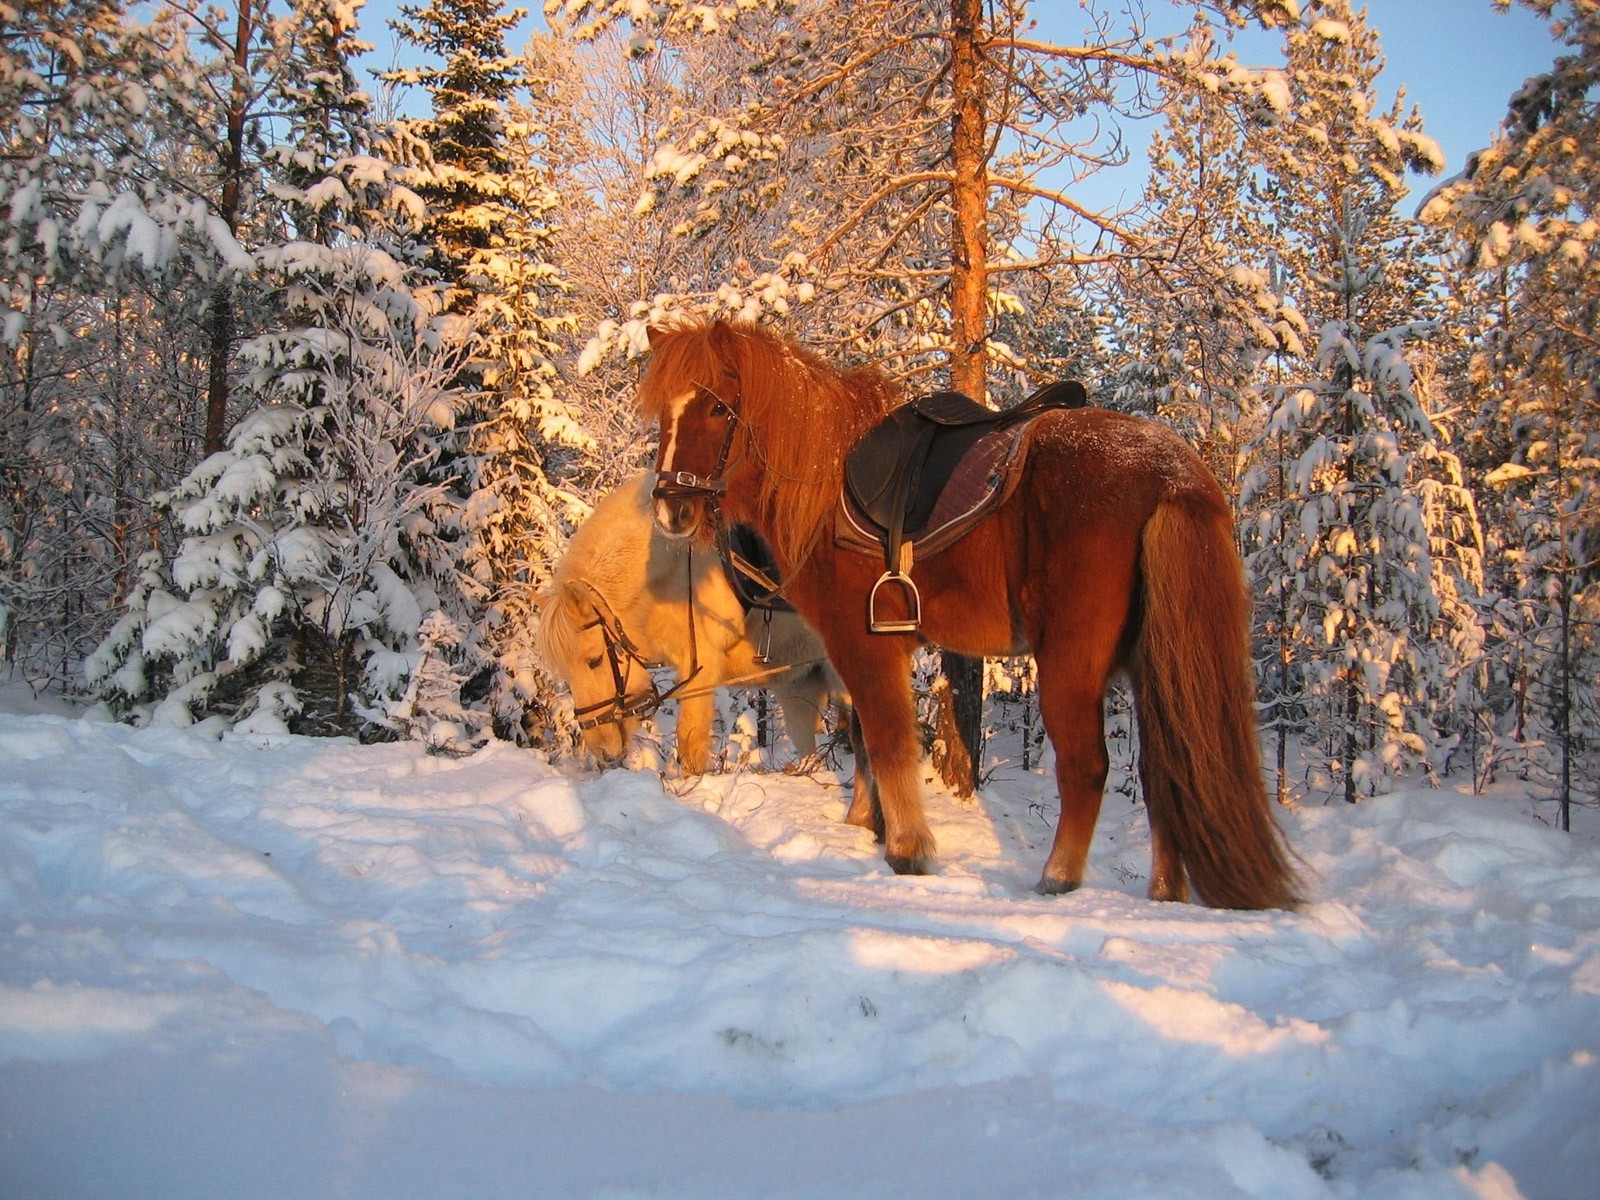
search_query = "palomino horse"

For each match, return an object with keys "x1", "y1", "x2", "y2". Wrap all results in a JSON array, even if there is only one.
[
  {"x1": 639, "y1": 320, "x2": 1301, "y2": 909},
  {"x1": 537, "y1": 471, "x2": 839, "y2": 774}
]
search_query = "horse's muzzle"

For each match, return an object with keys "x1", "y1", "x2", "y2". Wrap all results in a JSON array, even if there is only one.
[{"x1": 652, "y1": 496, "x2": 703, "y2": 539}]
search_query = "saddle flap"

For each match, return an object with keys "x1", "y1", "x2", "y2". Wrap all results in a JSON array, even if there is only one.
[{"x1": 844, "y1": 406, "x2": 933, "y2": 527}]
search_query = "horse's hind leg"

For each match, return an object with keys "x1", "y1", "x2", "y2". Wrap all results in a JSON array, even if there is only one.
[
  {"x1": 1146, "y1": 806, "x2": 1190, "y2": 903},
  {"x1": 1033, "y1": 647, "x2": 1115, "y2": 895}
]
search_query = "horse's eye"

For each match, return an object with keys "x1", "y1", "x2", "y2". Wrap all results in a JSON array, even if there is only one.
[
  {"x1": 709, "y1": 399, "x2": 729, "y2": 417},
  {"x1": 585, "y1": 655, "x2": 604, "y2": 670}
]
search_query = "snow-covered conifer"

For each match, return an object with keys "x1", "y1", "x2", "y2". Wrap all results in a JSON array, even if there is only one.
[
  {"x1": 1240, "y1": 0, "x2": 1483, "y2": 802},
  {"x1": 86, "y1": 261, "x2": 478, "y2": 735},
  {"x1": 1421, "y1": 0, "x2": 1599, "y2": 828}
]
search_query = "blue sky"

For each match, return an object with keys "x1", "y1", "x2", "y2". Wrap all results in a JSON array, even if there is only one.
[{"x1": 356, "y1": 0, "x2": 1562, "y2": 206}]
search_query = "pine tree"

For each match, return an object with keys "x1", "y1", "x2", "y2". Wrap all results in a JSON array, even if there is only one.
[{"x1": 1422, "y1": 0, "x2": 1599, "y2": 829}]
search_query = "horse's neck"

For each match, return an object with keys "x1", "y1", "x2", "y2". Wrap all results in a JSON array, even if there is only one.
[{"x1": 560, "y1": 478, "x2": 658, "y2": 616}]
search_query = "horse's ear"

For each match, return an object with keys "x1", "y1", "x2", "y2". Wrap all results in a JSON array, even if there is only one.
[
  {"x1": 709, "y1": 320, "x2": 738, "y2": 352},
  {"x1": 566, "y1": 578, "x2": 604, "y2": 616},
  {"x1": 646, "y1": 324, "x2": 665, "y2": 348}
]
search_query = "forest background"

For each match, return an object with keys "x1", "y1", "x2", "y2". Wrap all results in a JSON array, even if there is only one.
[{"x1": 2, "y1": 0, "x2": 1595, "y2": 824}]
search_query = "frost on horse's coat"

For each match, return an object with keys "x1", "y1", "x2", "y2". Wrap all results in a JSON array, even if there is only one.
[
  {"x1": 639, "y1": 320, "x2": 1301, "y2": 909},
  {"x1": 537, "y1": 472, "x2": 839, "y2": 775}
]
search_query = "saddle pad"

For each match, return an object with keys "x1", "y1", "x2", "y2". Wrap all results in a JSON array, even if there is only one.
[{"x1": 835, "y1": 422, "x2": 1030, "y2": 561}]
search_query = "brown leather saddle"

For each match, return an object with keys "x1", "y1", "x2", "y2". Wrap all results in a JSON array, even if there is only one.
[{"x1": 838, "y1": 380, "x2": 1088, "y2": 632}]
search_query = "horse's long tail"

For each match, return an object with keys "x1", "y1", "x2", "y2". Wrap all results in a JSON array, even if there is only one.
[{"x1": 1133, "y1": 497, "x2": 1303, "y2": 910}]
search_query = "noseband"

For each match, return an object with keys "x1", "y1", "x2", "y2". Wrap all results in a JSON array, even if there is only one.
[{"x1": 651, "y1": 388, "x2": 738, "y2": 506}]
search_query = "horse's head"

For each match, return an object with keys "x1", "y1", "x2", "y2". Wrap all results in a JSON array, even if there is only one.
[
  {"x1": 639, "y1": 322, "x2": 749, "y2": 544},
  {"x1": 537, "y1": 578, "x2": 656, "y2": 765},
  {"x1": 639, "y1": 318, "x2": 894, "y2": 571}
]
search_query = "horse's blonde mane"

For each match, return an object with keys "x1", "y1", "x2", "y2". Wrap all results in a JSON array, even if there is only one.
[{"x1": 638, "y1": 321, "x2": 900, "y2": 571}]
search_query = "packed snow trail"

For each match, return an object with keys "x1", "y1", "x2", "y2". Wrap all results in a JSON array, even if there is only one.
[{"x1": 0, "y1": 711, "x2": 1595, "y2": 1199}]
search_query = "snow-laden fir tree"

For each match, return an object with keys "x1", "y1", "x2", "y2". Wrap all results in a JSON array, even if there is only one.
[
  {"x1": 386, "y1": 0, "x2": 592, "y2": 743},
  {"x1": 459, "y1": 68, "x2": 594, "y2": 743},
  {"x1": 1239, "y1": 0, "x2": 1483, "y2": 802},
  {"x1": 0, "y1": 0, "x2": 230, "y2": 685},
  {"x1": 87, "y1": 0, "x2": 495, "y2": 748},
  {"x1": 84, "y1": 258, "x2": 482, "y2": 741},
  {"x1": 1421, "y1": 0, "x2": 1598, "y2": 830}
]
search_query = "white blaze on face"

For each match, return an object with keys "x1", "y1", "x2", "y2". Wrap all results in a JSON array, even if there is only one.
[
  {"x1": 656, "y1": 386, "x2": 696, "y2": 475},
  {"x1": 653, "y1": 387, "x2": 698, "y2": 533}
]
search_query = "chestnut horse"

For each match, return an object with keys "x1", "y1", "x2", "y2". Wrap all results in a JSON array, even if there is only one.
[{"x1": 639, "y1": 319, "x2": 1300, "y2": 909}]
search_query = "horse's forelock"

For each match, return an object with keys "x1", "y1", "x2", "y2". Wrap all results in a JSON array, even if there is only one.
[
  {"x1": 533, "y1": 579, "x2": 587, "y2": 676},
  {"x1": 637, "y1": 323, "x2": 723, "y2": 421}
]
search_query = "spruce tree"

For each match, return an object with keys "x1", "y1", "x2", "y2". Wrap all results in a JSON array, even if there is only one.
[{"x1": 1239, "y1": 0, "x2": 1483, "y2": 801}]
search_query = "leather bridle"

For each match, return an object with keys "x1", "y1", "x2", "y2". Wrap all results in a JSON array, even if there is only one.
[
  {"x1": 568, "y1": 563, "x2": 703, "y2": 735},
  {"x1": 649, "y1": 389, "x2": 793, "y2": 620},
  {"x1": 651, "y1": 387, "x2": 738, "y2": 508}
]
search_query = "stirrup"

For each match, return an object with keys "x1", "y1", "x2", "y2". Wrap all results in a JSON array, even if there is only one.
[{"x1": 868, "y1": 570, "x2": 921, "y2": 633}]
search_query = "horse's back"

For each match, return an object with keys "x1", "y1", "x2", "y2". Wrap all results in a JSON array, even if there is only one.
[{"x1": 1022, "y1": 407, "x2": 1226, "y2": 522}]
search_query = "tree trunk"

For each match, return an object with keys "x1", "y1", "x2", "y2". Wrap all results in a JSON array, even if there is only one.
[
  {"x1": 204, "y1": 1, "x2": 255, "y2": 455},
  {"x1": 948, "y1": 0, "x2": 988, "y2": 402},
  {"x1": 939, "y1": 0, "x2": 990, "y2": 795}
]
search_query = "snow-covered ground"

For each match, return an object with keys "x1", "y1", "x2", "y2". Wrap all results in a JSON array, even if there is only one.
[{"x1": 0, "y1": 699, "x2": 1595, "y2": 1200}]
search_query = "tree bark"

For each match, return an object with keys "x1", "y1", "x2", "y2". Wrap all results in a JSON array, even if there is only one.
[
  {"x1": 940, "y1": 0, "x2": 989, "y2": 795},
  {"x1": 204, "y1": 1, "x2": 255, "y2": 455}
]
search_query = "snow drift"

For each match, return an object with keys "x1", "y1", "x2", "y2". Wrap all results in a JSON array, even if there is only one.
[{"x1": 0, "y1": 709, "x2": 1594, "y2": 1199}]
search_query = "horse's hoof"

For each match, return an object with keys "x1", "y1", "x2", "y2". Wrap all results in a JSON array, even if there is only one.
[
  {"x1": 1147, "y1": 877, "x2": 1190, "y2": 904},
  {"x1": 885, "y1": 854, "x2": 932, "y2": 876},
  {"x1": 1034, "y1": 875, "x2": 1081, "y2": 896}
]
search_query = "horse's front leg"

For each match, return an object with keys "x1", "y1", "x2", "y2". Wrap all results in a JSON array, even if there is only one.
[
  {"x1": 771, "y1": 669, "x2": 826, "y2": 758},
  {"x1": 829, "y1": 638, "x2": 934, "y2": 874},
  {"x1": 841, "y1": 702, "x2": 882, "y2": 839},
  {"x1": 673, "y1": 683, "x2": 716, "y2": 775}
]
